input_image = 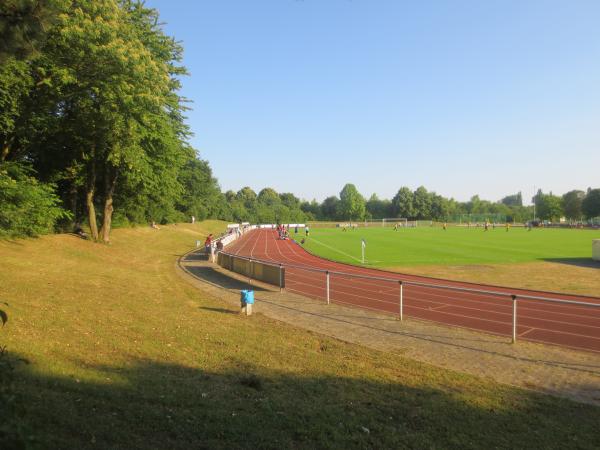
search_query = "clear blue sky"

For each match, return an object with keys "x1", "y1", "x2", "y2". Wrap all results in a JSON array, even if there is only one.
[{"x1": 147, "y1": 0, "x2": 600, "y2": 203}]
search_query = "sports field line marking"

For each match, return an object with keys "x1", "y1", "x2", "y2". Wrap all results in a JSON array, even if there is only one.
[{"x1": 309, "y1": 237, "x2": 365, "y2": 263}]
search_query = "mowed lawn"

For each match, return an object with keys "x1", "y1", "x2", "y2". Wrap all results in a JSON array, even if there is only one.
[
  {"x1": 301, "y1": 226, "x2": 600, "y2": 267},
  {"x1": 2, "y1": 222, "x2": 600, "y2": 449}
]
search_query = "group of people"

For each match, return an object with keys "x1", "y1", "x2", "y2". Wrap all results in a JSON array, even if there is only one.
[
  {"x1": 203, "y1": 233, "x2": 224, "y2": 262},
  {"x1": 275, "y1": 224, "x2": 309, "y2": 240},
  {"x1": 276, "y1": 224, "x2": 289, "y2": 240}
]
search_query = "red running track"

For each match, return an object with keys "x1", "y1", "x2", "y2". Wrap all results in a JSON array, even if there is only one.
[{"x1": 226, "y1": 229, "x2": 600, "y2": 353}]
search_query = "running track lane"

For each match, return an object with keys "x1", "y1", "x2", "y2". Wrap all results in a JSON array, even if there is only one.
[{"x1": 226, "y1": 229, "x2": 600, "y2": 353}]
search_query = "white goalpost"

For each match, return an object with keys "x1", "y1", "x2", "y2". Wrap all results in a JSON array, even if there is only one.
[
  {"x1": 381, "y1": 218, "x2": 411, "y2": 228},
  {"x1": 359, "y1": 218, "x2": 418, "y2": 227}
]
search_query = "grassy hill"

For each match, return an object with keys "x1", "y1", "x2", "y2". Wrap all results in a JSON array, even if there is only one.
[{"x1": 1, "y1": 222, "x2": 599, "y2": 449}]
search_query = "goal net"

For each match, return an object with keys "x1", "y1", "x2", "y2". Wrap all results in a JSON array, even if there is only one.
[{"x1": 381, "y1": 218, "x2": 413, "y2": 228}]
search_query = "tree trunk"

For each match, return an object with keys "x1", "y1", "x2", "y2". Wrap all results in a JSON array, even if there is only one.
[
  {"x1": 86, "y1": 149, "x2": 99, "y2": 241},
  {"x1": 69, "y1": 179, "x2": 78, "y2": 222},
  {"x1": 100, "y1": 166, "x2": 118, "y2": 244},
  {"x1": 86, "y1": 188, "x2": 98, "y2": 241},
  {"x1": 1, "y1": 142, "x2": 10, "y2": 162},
  {"x1": 100, "y1": 195, "x2": 113, "y2": 243}
]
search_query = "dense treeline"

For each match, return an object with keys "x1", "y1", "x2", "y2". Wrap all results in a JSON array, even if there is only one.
[
  {"x1": 1, "y1": 0, "x2": 224, "y2": 240},
  {"x1": 1, "y1": 2, "x2": 599, "y2": 241},
  {"x1": 302, "y1": 184, "x2": 600, "y2": 223},
  {"x1": 221, "y1": 184, "x2": 600, "y2": 224}
]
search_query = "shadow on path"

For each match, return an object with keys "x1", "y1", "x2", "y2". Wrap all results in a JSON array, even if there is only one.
[
  {"x1": 182, "y1": 251, "x2": 209, "y2": 261},
  {"x1": 184, "y1": 265, "x2": 268, "y2": 292}
]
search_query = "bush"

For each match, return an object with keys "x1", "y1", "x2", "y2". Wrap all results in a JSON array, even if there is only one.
[{"x1": 0, "y1": 162, "x2": 71, "y2": 238}]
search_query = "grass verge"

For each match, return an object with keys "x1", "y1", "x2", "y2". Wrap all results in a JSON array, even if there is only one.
[{"x1": 1, "y1": 222, "x2": 599, "y2": 449}]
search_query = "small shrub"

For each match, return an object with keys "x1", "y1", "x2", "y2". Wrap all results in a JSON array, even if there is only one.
[{"x1": 0, "y1": 162, "x2": 71, "y2": 238}]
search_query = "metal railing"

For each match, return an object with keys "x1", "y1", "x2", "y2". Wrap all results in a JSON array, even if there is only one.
[{"x1": 217, "y1": 250, "x2": 600, "y2": 349}]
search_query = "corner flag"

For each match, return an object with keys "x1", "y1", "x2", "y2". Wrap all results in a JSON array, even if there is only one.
[{"x1": 361, "y1": 238, "x2": 366, "y2": 263}]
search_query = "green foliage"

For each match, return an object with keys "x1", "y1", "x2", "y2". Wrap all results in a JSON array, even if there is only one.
[
  {"x1": 0, "y1": 0, "x2": 62, "y2": 62},
  {"x1": 535, "y1": 191, "x2": 563, "y2": 221},
  {"x1": 0, "y1": 58, "x2": 32, "y2": 141},
  {"x1": 339, "y1": 183, "x2": 366, "y2": 220},
  {"x1": 412, "y1": 186, "x2": 432, "y2": 219},
  {"x1": 366, "y1": 193, "x2": 391, "y2": 219},
  {"x1": 0, "y1": 0, "x2": 229, "y2": 239},
  {"x1": 562, "y1": 190, "x2": 585, "y2": 220},
  {"x1": 0, "y1": 162, "x2": 70, "y2": 238},
  {"x1": 320, "y1": 196, "x2": 340, "y2": 220},
  {"x1": 224, "y1": 187, "x2": 308, "y2": 224},
  {"x1": 176, "y1": 157, "x2": 226, "y2": 221},
  {"x1": 391, "y1": 187, "x2": 414, "y2": 218},
  {"x1": 582, "y1": 189, "x2": 600, "y2": 219},
  {"x1": 501, "y1": 192, "x2": 523, "y2": 207}
]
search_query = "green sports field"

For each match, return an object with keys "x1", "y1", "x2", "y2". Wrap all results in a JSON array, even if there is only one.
[{"x1": 299, "y1": 226, "x2": 600, "y2": 267}]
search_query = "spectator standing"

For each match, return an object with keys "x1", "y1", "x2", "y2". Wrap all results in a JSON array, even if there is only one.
[{"x1": 204, "y1": 234, "x2": 213, "y2": 253}]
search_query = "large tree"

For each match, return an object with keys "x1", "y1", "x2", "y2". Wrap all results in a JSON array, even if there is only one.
[
  {"x1": 257, "y1": 187, "x2": 280, "y2": 206},
  {"x1": 536, "y1": 192, "x2": 563, "y2": 221},
  {"x1": 366, "y1": 193, "x2": 391, "y2": 219},
  {"x1": 18, "y1": 0, "x2": 190, "y2": 242},
  {"x1": 176, "y1": 157, "x2": 223, "y2": 222},
  {"x1": 562, "y1": 190, "x2": 585, "y2": 221},
  {"x1": 501, "y1": 192, "x2": 523, "y2": 207},
  {"x1": 338, "y1": 183, "x2": 365, "y2": 221},
  {"x1": 582, "y1": 189, "x2": 600, "y2": 219},
  {"x1": 236, "y1": 187, "x2": 257, "y2": 210},
  {"x1": 391, "y1": 187, "x2": 414, "y2": 218},
  {"x1": 412, "y1": 186, "x2": 432, "y2": 219},
  {"x1": 320, "y1": 196, "x2": 340, "y2": 221}
]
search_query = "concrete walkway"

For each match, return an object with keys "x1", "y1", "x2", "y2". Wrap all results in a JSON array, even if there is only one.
[{"x1": 177, "y1": 250, "x2": 600, "y2": 406}]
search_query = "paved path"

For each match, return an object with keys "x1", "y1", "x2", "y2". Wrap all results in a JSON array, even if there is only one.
[{"x1": 177, "y1": 249, "x2": 600, "y2": 406}]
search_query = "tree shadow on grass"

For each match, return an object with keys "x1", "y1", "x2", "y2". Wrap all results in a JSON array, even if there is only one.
[
  {"x1": 7, "y1": 351, "x2": 600, "y2": 450},
  {"x1": 542, "y1": 258, "x2": 600, "y2": 269}
]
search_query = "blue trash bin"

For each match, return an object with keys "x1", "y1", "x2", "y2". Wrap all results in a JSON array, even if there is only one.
[{"x1": 240, "y1": 290, "x2": 255, "y2": 306}]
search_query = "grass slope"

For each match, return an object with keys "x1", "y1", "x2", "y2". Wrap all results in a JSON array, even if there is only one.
[
  {"x1": 301, "y1": 226, "x2": 600, "y2": 267},
  {"x1": 1, "y1": 222, "x2": 599, "y2": 449}
]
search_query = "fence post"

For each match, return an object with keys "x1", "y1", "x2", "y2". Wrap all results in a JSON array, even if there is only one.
[
  {"x1": 248, "y1": 259, "x2": 252, "y2": 285},
  {"x1": 326, "y1": 271, "x2": 330, "y2": 305},
  {"x1": 399, "y1": 280, "x2": 403, "y2": 321},
  {"x1": 279, "y1": 264, "x2": 283, "y2": 293},
  {"x1": 511, "y1": 295, "x2": 517, "y2": 343}
]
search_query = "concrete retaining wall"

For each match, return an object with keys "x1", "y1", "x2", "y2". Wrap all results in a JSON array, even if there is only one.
[
  {"x1": 593, "y1": 239, "x2": 600, "y2": 261},
  {"x1": 217, "y1": 252, "x2": 285, "y2": 288}
]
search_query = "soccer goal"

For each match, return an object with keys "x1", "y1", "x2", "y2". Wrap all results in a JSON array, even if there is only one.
[{"x1": 381, "y1": 218, "x2": 409, "y2": 228}]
